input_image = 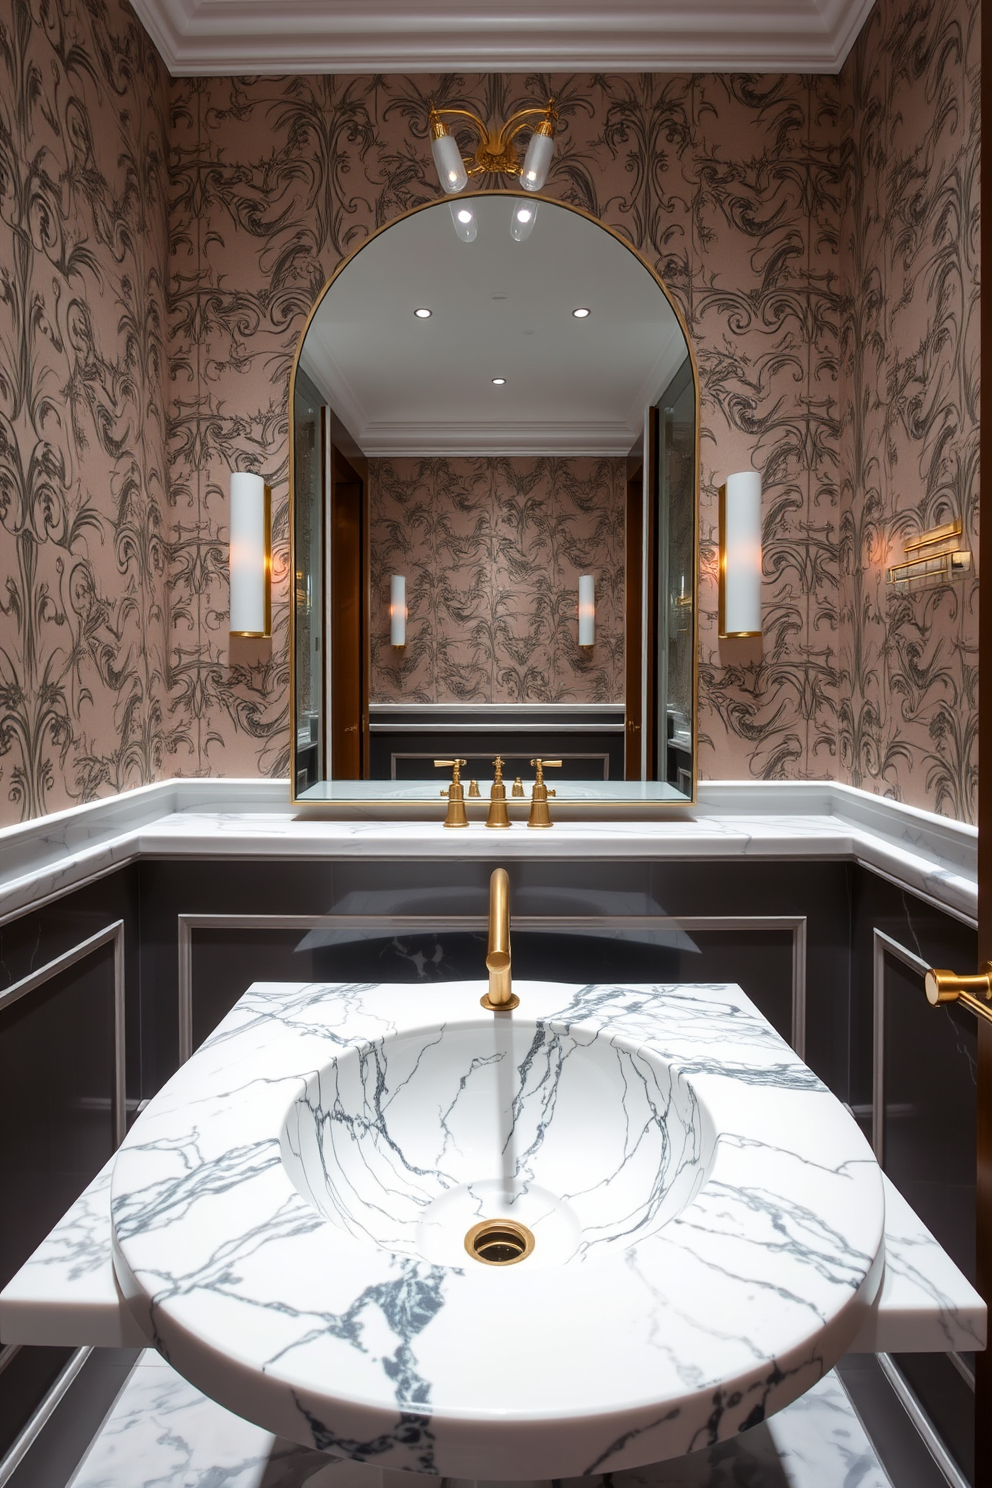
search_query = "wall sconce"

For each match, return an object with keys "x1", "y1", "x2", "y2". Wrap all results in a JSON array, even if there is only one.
[
  {"x1": 428, "y1": 98, "x2": 558, "y2": 195},
  {"x1": 718, "y1": 471, "x2": 762, "y2": 638},
  {"x1": 390, "y1": 575, "x2": 407, "y2": 647},
  {"x1": 229, "y1": 471, "x2": 271, "y2": 637},
  {"x1": 887, "y1": 520, "x2": 972, "y2": 588},
  {"x1": 578, "y1": 574, "x2": 595, "y2": 647}
]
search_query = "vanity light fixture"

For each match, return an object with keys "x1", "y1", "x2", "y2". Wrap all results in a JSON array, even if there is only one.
[
  {"x1": 449, "y1": 202, "x2": 478, "y2": 243},
  {"x1": 578, "y1": 574, "x2": 595, "y2": 646},
  {"x1": 389, "y1": 575, "x2": 407, "y2": 647},
  {"x1": 229, "y1": 471, "x2": 271, "y2": 638},
  {"x1": 414, "y1": 307, "x2": 432, "y2": 319},
  {"x1": 510, "y1": 201, "x2": 538, "y2": 242},
  {"x1": 428, "y1": 98, "x2": 558, "y2": 195},
  {"x1": 718, "y1": 471, "x2": 762, "y2": 638},
  {"x1": 492, "y1": 377, "x2": 506, "y2": 386},
  {"x1": 572, "y1": 307, "x2": 591, "y2": 319}
]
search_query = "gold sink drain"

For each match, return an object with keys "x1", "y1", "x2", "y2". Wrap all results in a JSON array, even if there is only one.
[{"x1": 464, "y1": 1217, "x2": 535, "y2": 1266}]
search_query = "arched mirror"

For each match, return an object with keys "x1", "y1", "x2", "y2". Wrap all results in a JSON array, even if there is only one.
[{"x1": 290, "y1": 191, "x2": 698, "y2": 812}]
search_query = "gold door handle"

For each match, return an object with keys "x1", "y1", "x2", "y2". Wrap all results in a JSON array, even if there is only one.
[{"x1": 924, "y1": 964, "x2": 992, "y2": 1025}]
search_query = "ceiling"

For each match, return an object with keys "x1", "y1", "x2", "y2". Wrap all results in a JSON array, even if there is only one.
[
  {"x1": 297, "y1": 195, "x2": 689, "y2": 457},
  {"x1": 132, "y1": 0, "x2": 876, "y2": 76}
]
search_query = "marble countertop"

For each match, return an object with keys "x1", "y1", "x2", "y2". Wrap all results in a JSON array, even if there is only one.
[
  {"x1": 0, "y1": 779, "x2": 977, "y2": 926},
  {"x1": 107, "y1": 978, "x2": 889, "y2": 1477}
]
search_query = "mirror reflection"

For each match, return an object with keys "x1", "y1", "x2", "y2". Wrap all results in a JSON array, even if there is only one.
[{"x1": 291, "y1": 193, "x2": 697, "y2": 806}]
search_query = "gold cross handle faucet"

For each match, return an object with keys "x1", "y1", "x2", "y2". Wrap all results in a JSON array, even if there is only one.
[
  {"x1": 486, "y1": 754, "x2": 511, "y2": 829},
  {"x1": 528, "y1": 759, "x2": 561, "y2": 828},
  {"x1": 435, "y1": 759, "x2": 468, "y2": 828}
]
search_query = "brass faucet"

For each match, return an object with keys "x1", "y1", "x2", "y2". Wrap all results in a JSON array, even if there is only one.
[
  {"x1": 511, "y1": 776, "x2": 525, "y2": 797},
  {"x1": 435, "y1": 759, "x2": 468, "y2": 828},
  {"x1": 486, "y1": 755, "x2": 511, "y2": 829},
  {"x1": 481, "y1": 867, "x2": 518, "y2": 1011},
  {"x1": 528, "y1": 759, "x2": 561, "y2": 828}
]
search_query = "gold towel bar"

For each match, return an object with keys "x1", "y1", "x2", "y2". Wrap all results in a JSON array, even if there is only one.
[{"x1": 924, "y1": 964, "x2": 992, "y2": 1026}]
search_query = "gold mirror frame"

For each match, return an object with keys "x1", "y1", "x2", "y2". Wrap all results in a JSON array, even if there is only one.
[{"x1": 288, "y1": 189, "x2": 701, "y2": 815}]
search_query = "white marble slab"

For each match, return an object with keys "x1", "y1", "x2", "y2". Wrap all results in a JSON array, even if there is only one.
[
  {"x1": 104, "y1": 978, "x2": 888, "y2": 1478},
  {"x1": 67, "y1": 1351, "x2": 894, "y2": 1488},
  {"x1": 0, "y1": 779, "x2": 976, "y2": 927},
  {"x1": 4, "y1": 1124, "x2": 981, "y2": 1362},
  {"x1": 850, "y1": 1173, "x2": 986, "y2": 1354},
  {"x1": 0, "y1": 1155, "x2": 146, "y2": 1348}
]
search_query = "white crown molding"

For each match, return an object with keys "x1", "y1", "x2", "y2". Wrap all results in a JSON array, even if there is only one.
[{"x1": 133, "y1": 0, "x2": 877, "y2": 76}]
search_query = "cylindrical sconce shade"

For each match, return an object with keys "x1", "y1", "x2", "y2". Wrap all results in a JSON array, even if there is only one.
[
  {"x1": 520, "y1": 126, "x2": 554, "y2": 191},
  {"x1": 229, "y1": 472, "x2": 270, "y2": 637},
  {"x1": 390, "y1": 575, "x2": 407, "y2": 646},
  {"x1": 578, "y1": 574, "x2": 595, "y2": 646},
  {"x1": 430, "y1": 130, "x2": 468, "y2": 193},
  {"x1": 719, "y1": 472, "x2": 762, "y2": 637}
]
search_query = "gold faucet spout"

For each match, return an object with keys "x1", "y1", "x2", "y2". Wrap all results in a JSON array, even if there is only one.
[{"x1": 481, "y1": 867, "x2": 519, "y2": 1011}]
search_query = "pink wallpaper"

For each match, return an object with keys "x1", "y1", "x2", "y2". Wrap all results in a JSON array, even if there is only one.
[
  {"x1": 0, "y1": 0, "x2": 980, "y2": 823},
  {"x1": 837, "y1": 0, "x2": 980, "y2": 821},
  {"x1": 369, "y1": 457, "x2": 625, "y2": 704},
  {"x1": 0, "y1": 0, "x2": 170, "y2": 823}
]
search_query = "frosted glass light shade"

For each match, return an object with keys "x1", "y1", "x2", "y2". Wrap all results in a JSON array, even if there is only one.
[
  {"x1": 521, "y1": 128, "x2": 554, "y2": 191},
  {"x1": 229, "y1": 472, "x2": 270, "y2": 637},
  {"x1": 390, "y1": 575, "x2": 407, "y2": 646},
  {"x1": 449, "y1": 202, "x2": 478, "y2": 242},
  {"x1": 578, "y1": 574, "x2": 595, "y2": 646},
  {"x1": 510, "y1": 200, "x2": 538, "y2": 242},
  {"x1": 719, "y1": 472, "x2": 762, "y2": 637},
  {"x1": 431, "y1": 131, "x2": 468, "y2": 193}
]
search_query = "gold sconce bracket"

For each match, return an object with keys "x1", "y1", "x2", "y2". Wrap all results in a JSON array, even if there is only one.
[
  {"x1": 887, "y1": 520, "x2": 972, "y2": 589},
  {"x1": 924, "y1": 964, "x2": 992, "y2": 1026},
  {"x1": 428, "y1": 98, "x2": 557, "y2": 183}
]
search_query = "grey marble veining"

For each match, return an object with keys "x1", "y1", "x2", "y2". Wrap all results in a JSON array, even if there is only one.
[{"x1": 103, "y1": 978, "x2": 888, "y2": 1478}]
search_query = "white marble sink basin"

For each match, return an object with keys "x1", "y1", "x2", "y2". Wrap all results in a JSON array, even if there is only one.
[
  {"x1": 281, "y1": 1020, "x2": 711, "y2": 1271},
  {"x1": 109, "y1": 980, "x2": 886, "y2": 1479}
]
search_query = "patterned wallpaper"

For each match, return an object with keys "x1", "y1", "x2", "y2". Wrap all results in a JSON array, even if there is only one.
[
  {"x1": 837, "y1": 0, "x2": 980, "y2": 822},
  {"x1": 0, "y1": 0, "x2": 980, "y2": 824},
  {"x1": 0, "y1": 0, "x2": 169, "y2": 823},
  {"x1": 368, "y1": 456, "x2": 625, "y2": 704}
]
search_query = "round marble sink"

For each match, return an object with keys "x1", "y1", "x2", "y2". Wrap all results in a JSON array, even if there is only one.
[
  {"x1": 280, "y1": 1021, "x2": 714, "y2": 1271},
  {"x1": 110, "y1": 980, "x2": 885, "y2": 1480}
]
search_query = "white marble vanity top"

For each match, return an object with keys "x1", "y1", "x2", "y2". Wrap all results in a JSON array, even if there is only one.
[
  {"x1": 111, "y1": 979, "x2": 890, "y2": 1475},
  {"x1": 0, "y1": 778, "x2": 977, "y2": 924}
]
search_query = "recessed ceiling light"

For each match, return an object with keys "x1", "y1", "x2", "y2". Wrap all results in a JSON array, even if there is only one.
[
  {"x1": 572, "y1": 307, "x2": 591, "y2": 318},
  {"x1": 414, "y1": 307, "x2": 432, "y2": 318},
  {"x1": 492, "y1": 377, "x2": 506, "y2": 386}
]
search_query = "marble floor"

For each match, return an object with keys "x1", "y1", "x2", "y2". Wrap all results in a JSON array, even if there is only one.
[{"x1": 63, "y1": 1351, "x2": 894, "y2": 1488}]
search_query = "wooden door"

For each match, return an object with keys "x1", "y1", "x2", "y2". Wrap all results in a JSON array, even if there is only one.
[
  {"x1": 976, "y1": 27, "x2": 991, "y2": 1472},
  {"x1": 329, "y1": 442, "x2": 367, "y2": 778}
]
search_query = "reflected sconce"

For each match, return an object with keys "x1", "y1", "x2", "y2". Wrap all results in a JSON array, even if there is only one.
[
  {"x1": 449, "y1": 201, "x2": 478, "y2": 242},
  {"x1": 390, "y1": 575, "x2": 407, "y2": 647},
  {"x1": 887, "y1": 520, "x2": 972, "y2": 588},
  {"x1": 428, "y1": 98, "x2": 558, "y2": 196},
  {"x1": 718, "y1": 471, "x2": 762, "y2": 638},
  {"x1": 578, "y1": 574, "x2": 595, "y2": 647},
  {"x1": 510, "y1": 200, "x2": 538, "y2": 242},
  {"x1": 229, "y1": 471, "x2": 271, "y2": 637}
]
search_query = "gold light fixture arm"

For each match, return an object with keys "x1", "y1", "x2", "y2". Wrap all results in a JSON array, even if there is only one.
[
  {"x1": 924, "y1": 964, "x2": 992, "y2": 1026},
  {"x1": 482, "y1": 867, "x2": 518, "y2": 1011},
  {"x1": 428, "y1": 99, "x2": 557, "y2": 181}
]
